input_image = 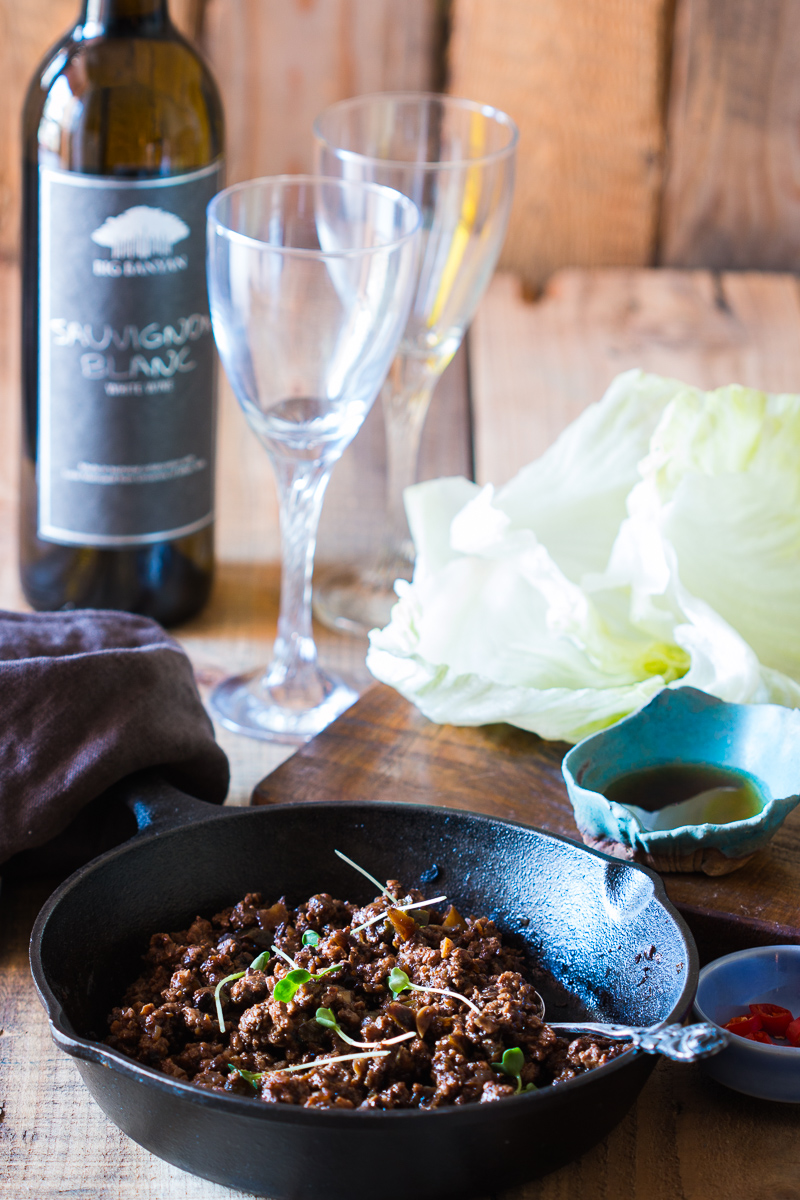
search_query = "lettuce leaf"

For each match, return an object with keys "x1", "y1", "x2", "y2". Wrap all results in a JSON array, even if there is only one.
[{"x1": 367, "y1": 369, "x2": 800, "y2": 743}]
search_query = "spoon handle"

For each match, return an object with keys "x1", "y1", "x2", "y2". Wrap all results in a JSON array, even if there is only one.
[{"x1": 547, "y1": 1021, "x2": 729, "y2": 1062}]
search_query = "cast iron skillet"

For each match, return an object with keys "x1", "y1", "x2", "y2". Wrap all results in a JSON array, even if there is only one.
[{"x1": 31, "y1": 773, "x2": 698, "y2": 1200}]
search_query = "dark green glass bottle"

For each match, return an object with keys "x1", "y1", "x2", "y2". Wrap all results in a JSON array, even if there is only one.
[{"x1": 20, "y1": 0, "x2": 224, "y2": 625}]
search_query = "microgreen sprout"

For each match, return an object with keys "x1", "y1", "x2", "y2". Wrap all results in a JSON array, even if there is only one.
[
  {"x1": 351, "y1": 895, "x2": 448, "y2": 936},
  {"x1": 491, "y1": 1047, "x2": 537, "y2": 1094},
  {"x1": 273, "y1": 964, "x2": 344, "y2": 1004},
  {"x1": 302, "y1": 930, "x2": 320, "y2": 947},
  {"x1": 283, "y1": 1050, "x2": 389, "y2": 1072},
  {"x1": 273, "y1": 969, "x2": 311, "y2": 1003},
  {"x1": 228, "y1": 1049, "x2": 389, "y2": 1088},
  {"x1": 272, "y1": 944, "x2": 300, "y2": 971},
  {"x1": 315, "y1": 1006, "x2": 415, "y2": 1049},
  {"x1": 387, "y1": 967, "x2": 482, "y2": 1016},
  {"x1": 214, "y1": 950, "x2": 270, "y2": 1033},
  {"x1": 229, "y1": 1065, "x2": 262, "y2": 1089},
  {"x1": 334, "y1": 849, "x2": 397, "y2": 901}
]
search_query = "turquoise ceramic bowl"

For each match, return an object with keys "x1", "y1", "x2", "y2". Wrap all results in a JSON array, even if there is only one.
[
  {"x1": 693, "y1": 946, "x2": 800, "y2": 1102},
  {"x1": 562, "y1": 687, "x2": 800, "y2": 874}
]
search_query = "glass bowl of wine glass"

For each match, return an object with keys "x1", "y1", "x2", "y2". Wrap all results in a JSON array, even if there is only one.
[{"x1": 206, "y1": 175, "x2": 420, "y2": 742}]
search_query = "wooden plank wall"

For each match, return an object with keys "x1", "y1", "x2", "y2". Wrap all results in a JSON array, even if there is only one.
[
  {"x1": 0, "y1": 0, "x2": 201, "y2": 262},
  {"x1": 448, "y1": 0, "x2": 800, "y2": 288},
  {"x1": 3, "y1": 1, "x2": 798, "y2": 280},
  {"x1": 0, "y1": 0, "x2": 438, "y2": 261},
  {"x1": 1, "y1": 0, "x2": 78, "y2": 260},
  {"x1": 659, "y1": 0, "x2": 800, "y2": 270},
  {"x1": 191, "y1": 0, "x2": 446, "y2": 567},
  {"x1": 447, "y1": 0, "x2": 672, "y2": 291},
  {"x1": 0, "y1": 0, "x2": 444, "y2": 566},
  {"x1": 199, "y1": 0, "x2": 439, "y2": 185}
]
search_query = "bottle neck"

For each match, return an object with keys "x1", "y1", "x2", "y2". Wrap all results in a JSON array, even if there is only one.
[{"x1": 78, "y1": 0, "x2": 170, "y2": 36}]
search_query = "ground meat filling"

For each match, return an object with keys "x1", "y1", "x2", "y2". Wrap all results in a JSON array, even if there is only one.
[{"x1": 106, "y1": 883, "x2": 628, "y2": 1109}]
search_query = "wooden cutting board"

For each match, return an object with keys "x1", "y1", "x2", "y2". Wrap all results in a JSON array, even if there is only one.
[{"x1": 254, "y1": 684, "x2": 800, "y2": 964}]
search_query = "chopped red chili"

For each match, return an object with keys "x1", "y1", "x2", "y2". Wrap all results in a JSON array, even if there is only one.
[
  {"x1": 748, "y1": 1003, "x2": 793, "y2": 1036},
  {"x1": 723, "y1": 1001, "x2": 800, "y2": 1046},
  {"x1": 724, "y1": 1014, "x2": 762, "y2": 1038},
  {"x1": 745, "y1": 1030, "x2": 775, "y2": 1044}
]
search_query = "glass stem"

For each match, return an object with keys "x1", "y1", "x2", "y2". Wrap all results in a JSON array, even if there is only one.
[
  {"x1": 264, "y1": 454, "x2": 332, "y2": 695},
  {"x1": 378, "y1": 355, "x2": 439, "y2": 585}
]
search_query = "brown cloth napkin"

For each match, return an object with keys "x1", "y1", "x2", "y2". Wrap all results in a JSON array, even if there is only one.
[{"x1": 0, "y1": 608, "x2": 229, "y2": 867}]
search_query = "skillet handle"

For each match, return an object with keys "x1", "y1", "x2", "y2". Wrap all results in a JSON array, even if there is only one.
[{"x1": 110, "y1": 768, "x2": 226, "y2": 835}]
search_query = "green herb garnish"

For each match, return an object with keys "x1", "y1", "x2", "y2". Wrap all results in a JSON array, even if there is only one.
[
  {"x1": 228, "y1": 1049, "x2": 390, "y2": 1089},
  {"x1": 315, "y1": 1006, "x2": 342, "y2": 1032},
  {"x1": 314, "y1": 1006, "x2": 415, "y2": 1049},
  {"x1": 387, "y1": 967, "x2": 482, "y2": 1015},
  {"x1": 274, "y1": 968, "x2": 313, "y2": 1003},
  {"x1": 214, "y1": 950, "x2": 271, "y2": 1033},
  {"x1": 491, "y1": 1047, "x2": 537, "y2": 1094},
  {"x1": 229, "y1": 1064, "x2": 262, "y2": 1089},
  {"x1": 272, "y1": 944, "x2": 300, "y2": 971},
  {"x1": 273, "y1": 964, "x2": 343, "y2": 1004},
  {"x1": 388, "y1": 967, "x2": 412, "y2": 998},
  {"x1": 302, "y1": 930, "x2": 320, "y2": 947},
  {"x1": 351, "y1": 895, "x2": 448, "y2": 936},
  {"x1": 334, "y1": 849, "x2": 397, "y2": 901}
]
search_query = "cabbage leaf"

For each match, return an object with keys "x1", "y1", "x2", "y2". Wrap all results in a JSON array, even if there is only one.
[{"x1": 366, "y1": 369, "x2": 800, "y2": 743}]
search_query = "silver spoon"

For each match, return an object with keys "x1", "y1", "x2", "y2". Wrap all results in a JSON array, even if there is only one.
[
  {"x1": 491, "y1": 990, "x2": 725, "y2": 1063},
  {"x1": 547, "y1": 1020, "x2": 729, "y2": 1062}
]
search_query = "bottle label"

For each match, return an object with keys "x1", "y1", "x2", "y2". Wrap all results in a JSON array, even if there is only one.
[{"x1": 38, "y1": 162, "x2": 222, "y2": 546}]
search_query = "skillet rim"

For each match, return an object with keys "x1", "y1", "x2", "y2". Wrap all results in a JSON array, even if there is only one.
[{"x1": 30, "y1": 797, "x2": 699, "y2": 1124}]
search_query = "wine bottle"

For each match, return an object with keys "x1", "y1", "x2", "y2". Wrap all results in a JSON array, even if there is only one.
[{"x1": 20, "y1": 0, "x2": 224, "y2": 626}]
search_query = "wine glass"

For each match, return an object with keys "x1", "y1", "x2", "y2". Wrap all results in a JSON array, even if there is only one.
[
  {"x1": 311, "y1": 93, "x2": 518, "y2": 635},
  {"x1": 206, "y1": 176, "x2": 420, "y2": 742}
]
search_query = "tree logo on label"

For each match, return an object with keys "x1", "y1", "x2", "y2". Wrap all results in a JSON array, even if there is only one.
[{"x1": 91, "y1": 206, "x2": 190, "y2": 260}]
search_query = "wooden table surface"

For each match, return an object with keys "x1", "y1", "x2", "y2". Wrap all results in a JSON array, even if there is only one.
[
  {"x1": 253, "y1": 683, "x2": 800, "y2": 968},
  {"x1": 2, "y1": 264, "x2": 799, "y2": 1198}
]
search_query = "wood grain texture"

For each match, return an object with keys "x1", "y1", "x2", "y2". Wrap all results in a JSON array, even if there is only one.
[
  {"x1": 660, "y1": 0, "x2": 800, "y2": 268},
  {"x1": 170, "y1": 0, "x2": 204, "y2": 41},
  {"x1": 317, "y1": 341, "x2": 472, "y2": 567},
  {"x1": 0, "y1": 0, "x2": 201, "y2": 263},
  {"x1": 200, "y1": 0, "x2": 438, "y2": 185},
  {"x1": 254, "y1": 685, "x2": 800, "y2": 962},
  {"x1": 213, "y1": 340, "x2": 470, "y2": 571},
  {"x1": 179, "y1": 560, "x2": 378, "y2": 805},
  {"x1": 4, "y1": 265, "x2": 800, "y2": 1194},
  {"x1": 470, "y1": 268, "x2": 800, "y2": 486},
  {"x1": 253, "y1": 682, "x2": 573, "y2": 818},
  {"x1": 169, "y1": 350, "x2": 475, "y2": 798},
  {"x1": 0, "y1": 267, "x2": 468, "y2": 807},
  {"x1": 0, "y1": 0, "x2": 77, "y2": 260},
  {"x1": 0, "y1": 255, "x2": 383, "y2": 807},
  {"x1": 448, "y1": 0, "x2": 671, "y2": 291},
  {"x1": 4, "y1": 822, "x2": 799, "y2": 1200},
  {"x1": 0, "y1": 0, "x2": 437, "y2": 261},
  {"x1": 0, "y1": 881, "x2": 253, "y2": 1200}
]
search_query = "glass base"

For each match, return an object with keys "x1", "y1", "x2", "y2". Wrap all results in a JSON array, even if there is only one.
[
  {"x1": 313, "y1": 563, "x2": 411, "y2": 636},
  {"x1": 210, "y1": 667, "x2": 358, "y2": 744}
]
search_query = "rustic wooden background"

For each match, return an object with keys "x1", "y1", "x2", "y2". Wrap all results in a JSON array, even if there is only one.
[
  {"x1": 3, "y1": 0, "x2": 796, "y2": 561},
  {"x1": 2, "y1": 4, "x2": 800, "y2": 1196},
  {"x1": 4, "y1": 259, "x2": 800, "y2": 1200},
  {"x1": 3, "y1": 0, "x2": 795, "y2": 562},
  {"x1": 4, "y1": 0, "x2": 797, "y2": 282}
]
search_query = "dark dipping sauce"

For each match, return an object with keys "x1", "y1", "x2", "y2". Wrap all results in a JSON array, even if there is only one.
[
  {"x1": 603, "y1": 763, "x2": 763, "y2": 819},
  {"x1": 105, "y1": 881, "x2": 628, "y2": 1109}
]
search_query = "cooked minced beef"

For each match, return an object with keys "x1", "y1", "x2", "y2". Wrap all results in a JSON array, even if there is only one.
[{"x1": 106, "y1": 882, "x2": 628, "y2": 1108}]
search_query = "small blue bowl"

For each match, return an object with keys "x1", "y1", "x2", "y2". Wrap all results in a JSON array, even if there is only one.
[
  {"x1": 562, "y1": 687, "x2": 800, "y2": 874},
  {"x1": 693, "y1": 946, "x2": 800, "y2": 1102}
]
